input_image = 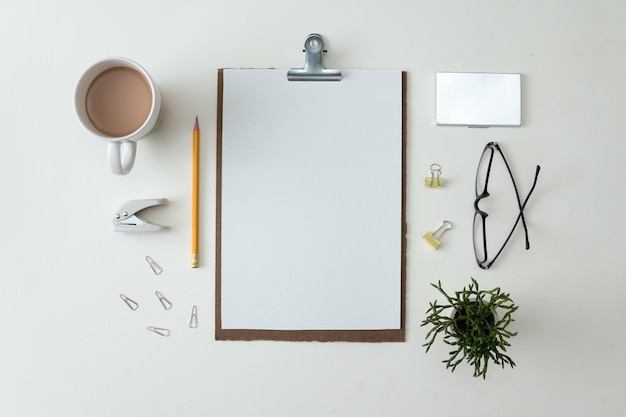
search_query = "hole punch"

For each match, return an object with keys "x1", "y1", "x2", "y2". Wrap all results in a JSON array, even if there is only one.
[
  {"x1": 189, "y1": 305, "x2": 198, "y2": 329},
  {"x1": 119, "y1": 294, "x2": 139, "y2": 311},
  {"x1": 147, "y1": 326, "x2": 170, "y2": 337},
  {"x1": 425, "y1": 163, "x2": 444, "y2": 188},
  {"x1": 145, "y1": 256, "x2": 163, "y2": 275},
  {"x1": 423, "y1": 220, "x2": 453, "y2": 249},
  {"x1": 155, "y1": 290, "x2": 172, "y2": 310},
  {"x1": 112, "y1": 198, "x2": 168, "y2": 232}
]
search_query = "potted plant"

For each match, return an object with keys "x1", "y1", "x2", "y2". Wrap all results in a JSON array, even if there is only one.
[{"x1": 421, "y1": 278, "x2": 518, "y2": 379}]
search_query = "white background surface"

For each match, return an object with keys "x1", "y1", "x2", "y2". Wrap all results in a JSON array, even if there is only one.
[{"x1": 1, "y1": 1, "x2": 625, "y2": 416}]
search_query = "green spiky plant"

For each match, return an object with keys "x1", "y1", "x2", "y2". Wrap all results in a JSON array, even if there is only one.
[{"x1": 421, "y1": 278, "x2": 518, "y2": 379}]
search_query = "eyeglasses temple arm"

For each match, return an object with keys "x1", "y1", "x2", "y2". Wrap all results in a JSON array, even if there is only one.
[
  {"x1": 486, "y1": 165, "x2": 541, "y2": 268},
  {"x1": 498, "y1": 148, "x2": 532, "y2": 247}
]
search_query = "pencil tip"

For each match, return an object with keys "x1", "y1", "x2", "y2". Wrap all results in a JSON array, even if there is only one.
[{"x1": 194, "y1": 116, "x2": 199, "y2": 131}]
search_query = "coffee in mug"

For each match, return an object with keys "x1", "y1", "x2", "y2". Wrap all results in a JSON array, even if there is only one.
[{"x1": 75, "y1": 58, "x2": 162, "y2": 175}]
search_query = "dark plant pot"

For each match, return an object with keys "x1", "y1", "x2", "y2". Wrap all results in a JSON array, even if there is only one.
[{"x1": 451, "y1": 301, "x2": 498, "y2": 335}]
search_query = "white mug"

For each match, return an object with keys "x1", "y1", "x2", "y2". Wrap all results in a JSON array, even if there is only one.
[{"x1": 74, "y1": 57, "x2": 162, "y2": 175}]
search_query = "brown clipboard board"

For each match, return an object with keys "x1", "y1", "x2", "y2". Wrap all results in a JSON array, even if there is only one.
[{"x1": 215, "y1": 69, "x2": 407, "y2": 342}]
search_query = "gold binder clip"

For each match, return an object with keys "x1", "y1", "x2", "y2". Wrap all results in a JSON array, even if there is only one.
[
  {"x1": 423, "y1": 220, "x2": 452, "y2": 249},
  {"x1": 425, "y1": 163, "x2": 444, "y2": 188}
]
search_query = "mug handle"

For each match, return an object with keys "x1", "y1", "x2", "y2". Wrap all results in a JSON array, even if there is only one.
[{"x1": 107, "y1": 141, "x2": 137, "y2": 175}]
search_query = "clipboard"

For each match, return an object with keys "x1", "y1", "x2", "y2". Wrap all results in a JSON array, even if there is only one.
[{"x1": 216, "y1": 35, "x2": 407, "y2": 342}]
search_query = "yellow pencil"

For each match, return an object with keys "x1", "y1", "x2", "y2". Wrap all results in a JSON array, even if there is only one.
[{"x1": 191, "y1": 116, "x2": 200, "y2": 268}]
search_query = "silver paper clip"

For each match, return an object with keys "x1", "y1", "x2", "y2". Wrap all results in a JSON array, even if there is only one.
[
  {"x1": 112, "y1": 198, "x2": 168, "y2": 232},
  {"x1": 425, "y1": 164, "x2": 444, "y2": 188},
  {"x1": 147, "y1": 326, "x2": 170, "y2": 337},
  {"x1": 145, "y1": 256, "x2": 163, "y2": 275},
  {"x1": 287, "y1": 33, "x2": 342, "y2": 81},
  {"x1": 423, "y1": 220, "x2": 453, "y2": 249},
  {"x1": 155, "y1": 290, "x2": 172, "y2": 310},
  {"x1": 189, "y1": 305, "x2": 198, "y2": 328},
  {"x1": 119, "y1": 294, "x2": 139, "y2": 311}
]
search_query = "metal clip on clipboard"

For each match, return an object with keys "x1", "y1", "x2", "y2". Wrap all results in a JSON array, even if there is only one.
[{"x1": 287, "y1": 34, "x2": 342, "y2": 81}]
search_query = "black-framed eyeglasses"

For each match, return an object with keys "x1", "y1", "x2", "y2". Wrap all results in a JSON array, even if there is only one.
[{"x1": 473, "y1": 142, "x2": 540, "y2": 269}]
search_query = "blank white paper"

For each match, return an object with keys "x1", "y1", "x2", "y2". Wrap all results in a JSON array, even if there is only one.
[{"x1": 219, "y1": 69, "x2": 403, "y2": 330}]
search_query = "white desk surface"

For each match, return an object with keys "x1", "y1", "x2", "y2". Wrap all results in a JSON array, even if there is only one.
[{"x1": 2, "y1": 1, "x2": 626, "y2": 416}]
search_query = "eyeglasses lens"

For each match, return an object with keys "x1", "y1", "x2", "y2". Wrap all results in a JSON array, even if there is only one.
[
  {"x1": 473, "y1": 212, "x2": 486, "y2": 264},
  {"x1": 473, "y1": 145, "x2": 495, "y2": 266},
  {"x1": 475, "y1": 146, "x2": 494, "y2": 196}
]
